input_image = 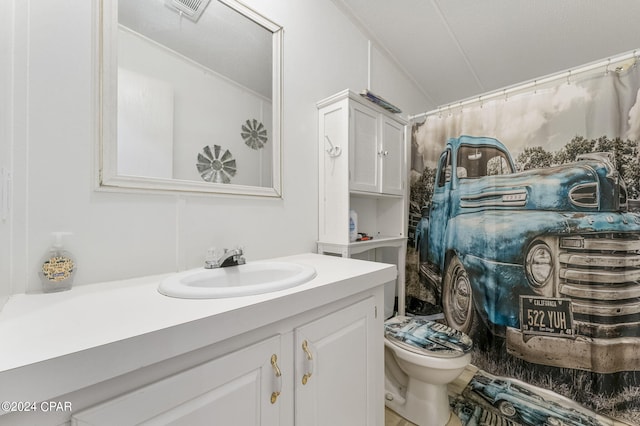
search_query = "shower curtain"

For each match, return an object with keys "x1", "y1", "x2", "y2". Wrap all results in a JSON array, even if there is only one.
[{"x1": 408, "y1": 56, "x2": 640, "y2": 425}]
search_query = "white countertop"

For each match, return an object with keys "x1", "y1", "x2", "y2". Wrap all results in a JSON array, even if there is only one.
[{"x1": 0, "y1": 253, "x2": 395, "y2": 403}]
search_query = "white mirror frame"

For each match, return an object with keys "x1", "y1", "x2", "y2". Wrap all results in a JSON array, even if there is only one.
[{"x1": 96, "y1": 0, "x2": 283, "y2": 197}]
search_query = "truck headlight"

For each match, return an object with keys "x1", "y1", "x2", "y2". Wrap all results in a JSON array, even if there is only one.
[{"x1": 525, "y1": 242, "x2": 553, "y2": 287}]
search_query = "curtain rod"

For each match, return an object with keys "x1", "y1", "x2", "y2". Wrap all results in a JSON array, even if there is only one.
[{"x1": 408, "y1": 48, "x2": 639, "y2": 121}]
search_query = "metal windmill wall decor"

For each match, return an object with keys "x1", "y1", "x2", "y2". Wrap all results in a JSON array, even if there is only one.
[
  {"x1": 241, "y1": 118, "x2": 268, "y2": 150},
  {"x1": 196, "y1": 145, "x2": 237, "y2": 184}
]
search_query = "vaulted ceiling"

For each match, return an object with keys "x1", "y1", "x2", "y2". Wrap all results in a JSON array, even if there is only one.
[{"x1": 335, "y1": 0, "x2": 640, "y2": 110}]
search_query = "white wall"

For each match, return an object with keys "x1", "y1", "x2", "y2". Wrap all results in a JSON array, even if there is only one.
[
  {"x1": 0, "y1": 0, "x2": 13, "y2": 308},
  {"x1": 2, "y1": 0, "x2": 429, "y2": 295}
]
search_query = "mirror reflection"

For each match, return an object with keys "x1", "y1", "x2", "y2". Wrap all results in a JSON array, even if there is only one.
[{"x1": 100, "y1": 0, "x2": 282, "y2": 196}]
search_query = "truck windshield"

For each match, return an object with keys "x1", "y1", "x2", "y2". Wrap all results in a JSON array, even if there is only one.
[{"x1": 457, "y1": 145, "x2": 513, "y2": 178}]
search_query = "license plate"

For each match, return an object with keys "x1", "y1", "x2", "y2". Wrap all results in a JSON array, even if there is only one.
[{"x1": 520, "y1": 296, "x2": 574, "y2": 337}]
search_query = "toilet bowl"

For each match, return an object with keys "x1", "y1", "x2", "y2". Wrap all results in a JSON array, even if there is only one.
[{"x1": 384, "y1": 316, "x2": 472, "y2": 426}]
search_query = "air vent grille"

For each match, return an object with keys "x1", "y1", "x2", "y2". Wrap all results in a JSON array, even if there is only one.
[{"x1": 166, "y1": 0, "x2": 211, "y2": 22}]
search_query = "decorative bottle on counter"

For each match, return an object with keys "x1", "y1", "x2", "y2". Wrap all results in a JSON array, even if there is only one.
[{"x1": 39, "y1": 232, "x2": 76, "y2": 293}]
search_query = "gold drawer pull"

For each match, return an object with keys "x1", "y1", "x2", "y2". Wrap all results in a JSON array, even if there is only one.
[
  {"x1": 301, "y1": 340, "x2": 314, "y2": 385},
  {"x1": 270, "y1": 354, "x2": 282, "y2": 404}
]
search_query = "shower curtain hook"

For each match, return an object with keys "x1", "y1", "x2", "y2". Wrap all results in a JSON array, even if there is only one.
[
  {"x1": 567, "y1": 70, "x2": 572, "y2": 85},
  {"x1": 605, "y1": 58, "x2": 611, "y2": 75},
  {"x1": 534, "y1": 80, "x2": 537, "y2": 95},
  {"x1": 503, "y1": 89, "x2": 508, "y2": 102},
  {"x1": 479, "y1": 96, "x2": 483, "y2": 109}
]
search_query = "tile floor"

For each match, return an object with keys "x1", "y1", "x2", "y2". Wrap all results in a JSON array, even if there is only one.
[
  {"x1": 385, "y1": 408, "x2": 462, "y2": 426},
  {"x1": 384, "y1": 407, "x2": 416, "y2": 426},
  {"x1": 384, "y1": 365, "x2": 478, "y2": 426}
]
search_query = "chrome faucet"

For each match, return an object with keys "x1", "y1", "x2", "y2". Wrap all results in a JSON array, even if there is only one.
[{"x1": 204, "y1": 247, "x2": 246, "y2": 269}]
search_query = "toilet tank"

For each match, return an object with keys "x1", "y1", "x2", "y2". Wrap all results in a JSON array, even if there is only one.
[{"x1": 384, "y1": 279, "x2": 396, "y2": 319}]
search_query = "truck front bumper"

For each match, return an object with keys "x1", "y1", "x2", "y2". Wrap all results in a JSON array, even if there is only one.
[{"x1": 506, "y1": 327, "x2": 640, "y2": 373}]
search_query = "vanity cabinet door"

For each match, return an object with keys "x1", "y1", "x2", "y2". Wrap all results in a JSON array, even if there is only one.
[
  {"x1": 71, "y1": 336, "x2": 284, "y2": 426},
  {"x1": 294, "y1": 296, "x2": 381, "y2": 426}
]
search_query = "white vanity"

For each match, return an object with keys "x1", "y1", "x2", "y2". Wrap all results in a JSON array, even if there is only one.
[{"x1": 0, "y1": 254, "x2": 394, "y2": 426}]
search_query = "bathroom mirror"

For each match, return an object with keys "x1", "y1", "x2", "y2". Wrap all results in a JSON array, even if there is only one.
[{"x1": 98, "y1": 0, "x2": 283, "y2": 197}]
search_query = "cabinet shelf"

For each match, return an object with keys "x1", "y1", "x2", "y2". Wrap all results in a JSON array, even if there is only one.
[
  {"x1": 349, "y1": 190, "x2": 404, "y2": 200},
  {"x1": 317, "y1": 236, "x2": 406, "y2": 256}
]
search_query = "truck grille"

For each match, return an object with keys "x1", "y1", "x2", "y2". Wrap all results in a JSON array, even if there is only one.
[{"x1": 558, "y1": 233, "x2": 640, "y2": 338}]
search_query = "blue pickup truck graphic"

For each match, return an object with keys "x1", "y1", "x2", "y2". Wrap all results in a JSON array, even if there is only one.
[{"x1": 415, "y1": 135, "x2": 640, "y2": 373}]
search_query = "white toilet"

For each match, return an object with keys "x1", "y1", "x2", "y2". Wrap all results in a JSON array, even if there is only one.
[{"x1": 384, "y1": 315, "x2": 473, "y2": 426}]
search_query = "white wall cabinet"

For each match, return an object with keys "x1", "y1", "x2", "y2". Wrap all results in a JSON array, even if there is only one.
[
  {"x1": 348, "y1": 102, "x2": 405, "y2": 196},
  {"x1": 72, "y1": 296, "x2": 382, "y2": 426},
  {"x1": 317, "y1": 89, "x2": 408, "y2": 315},
  {"x1": 379, "y1": 116, "x2": 405, "y2": 195}
]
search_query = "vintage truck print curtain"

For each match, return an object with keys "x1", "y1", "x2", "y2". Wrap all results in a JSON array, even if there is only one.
[{"x1": 408, "y1": 53, "x2": 640, "y2": 425}]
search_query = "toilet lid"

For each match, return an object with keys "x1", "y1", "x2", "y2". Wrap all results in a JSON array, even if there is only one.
[{"x1": 384, "y1": 316, "x2": 473, "y2": 358}]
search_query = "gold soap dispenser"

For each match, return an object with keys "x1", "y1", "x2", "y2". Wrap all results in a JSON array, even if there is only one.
[{"x1": 39, "y1": 232, "x2": 76, "y2": 293}]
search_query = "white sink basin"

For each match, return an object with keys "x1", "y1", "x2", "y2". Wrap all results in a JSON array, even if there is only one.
[{"x1": 158, "y1": 261, "x2": 317, "y2": 299}]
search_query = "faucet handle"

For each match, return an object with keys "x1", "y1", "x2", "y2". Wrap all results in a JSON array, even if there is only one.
[
  {"x1": 204, "y1": 247, "x2": 225, "y2": 268},
  {"x1": 233, "y1": 246, "x2": 246, "y2": 265},
  {"x1": 205, "y1": 247, "x2": 215, "y2": 260},
  {"x1": 206, "y1": 247, "x2": 223, "y2": 259}
]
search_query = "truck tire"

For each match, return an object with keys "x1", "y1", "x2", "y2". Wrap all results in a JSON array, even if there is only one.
[
  {"x1": 442, "y1": 255, "x2": 482, "y2": 339},
  {"x1": 496, "y1": 400, "x2": 517, "y2": 418}
]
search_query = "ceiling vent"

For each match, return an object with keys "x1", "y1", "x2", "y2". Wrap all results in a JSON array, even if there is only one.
[{"x1": 166, "y1": 0, "x2": 211, "y2": 22}]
